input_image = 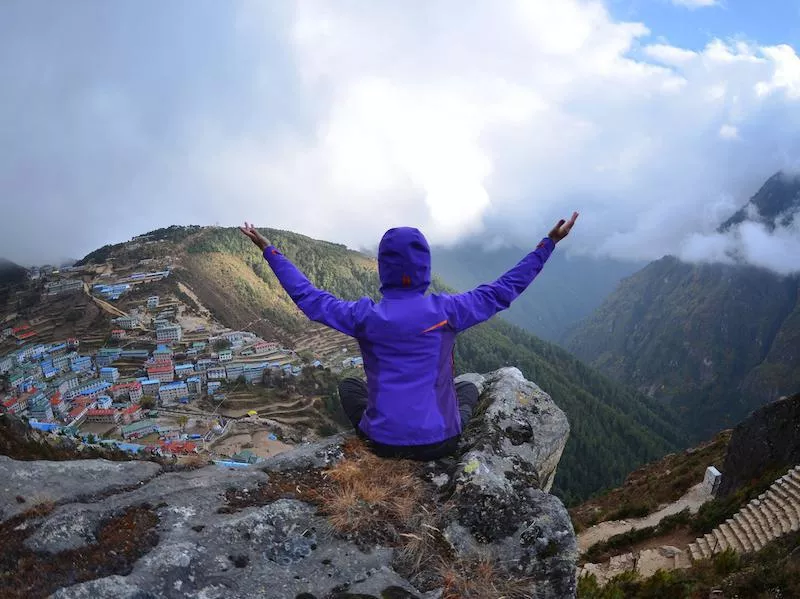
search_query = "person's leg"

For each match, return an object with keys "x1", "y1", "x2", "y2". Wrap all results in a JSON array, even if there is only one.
[
  {"x1": 455, "y1": 380, "x2": 480, "y2": 429},
  {"x1": 337, "y1": 377, "x2": 368, "y2": 432}
]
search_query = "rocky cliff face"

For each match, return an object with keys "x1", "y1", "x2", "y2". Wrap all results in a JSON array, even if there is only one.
[
  {"x1": 0, "y1": 368, "x2": 575, "y2": 599},
  {"x1": 718, "y1": 392, "x2": 800, "y2": 497}
]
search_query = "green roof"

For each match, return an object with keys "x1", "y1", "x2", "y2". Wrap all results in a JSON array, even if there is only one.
[{"x1": 121, "y1": 419, "x2": 157, "y2": 435}]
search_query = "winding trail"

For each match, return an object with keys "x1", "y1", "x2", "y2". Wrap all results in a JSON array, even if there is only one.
[{"x1": 578, "y1": 482, "x2": 713, "y2": 553}]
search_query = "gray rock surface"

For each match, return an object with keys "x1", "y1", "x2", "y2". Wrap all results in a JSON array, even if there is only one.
[
  {"x1": 451, "y1": 367, "x2": 576, "y2": 598},
  {"x1": 0, "y1": 455, "x2": 162, "y2": 523},
  {"x1": 0, "y1": 368, "x2": 576, "y2": 599},
  {"x1": 458, "y1": 367, "x2": 570, "y2": 493}
]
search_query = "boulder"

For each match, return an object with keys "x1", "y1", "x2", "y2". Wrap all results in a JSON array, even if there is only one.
[
  {"x1": 450, "y1": 368, "x2": 576, "y2": 598},
  {"x1": 718, "y1": 392, "x2": 800, "y2": 496}
]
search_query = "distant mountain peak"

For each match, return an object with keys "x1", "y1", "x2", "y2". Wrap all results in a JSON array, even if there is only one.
[{"x1": 719, "y1": 171, "x2": 800, "y2": 233}]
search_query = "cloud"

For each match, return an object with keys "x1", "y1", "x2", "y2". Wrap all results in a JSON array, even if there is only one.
[
  {"x1": 680, "y1": 219, "x2": 800, "y2": 275},
  {"x1": 0, "y1": 0, "x2": 799, "y2": 276},
  {"x1": 670, "y1": 0, "x2": 720, "y2": 8}
]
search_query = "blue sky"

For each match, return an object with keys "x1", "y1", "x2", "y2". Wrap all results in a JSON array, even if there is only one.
[
  {"x1": 611, "y1": 0, "x2": 800, "y2": 48},
  {"x1": 1, "y1": 0, "x2": 798, "y2": 273}
]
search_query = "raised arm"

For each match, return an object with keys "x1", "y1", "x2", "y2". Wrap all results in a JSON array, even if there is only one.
[
  {"x1": 239, "y1": 223, "x2": 367, "y2": 337},
  {"x1": 443, "y1": 212, "x2": 578, "y2": 332}
]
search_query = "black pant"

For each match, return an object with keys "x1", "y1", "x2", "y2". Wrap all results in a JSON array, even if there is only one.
[{"x1": 337, "y1": 377, "x2": 479, "y2": 461}]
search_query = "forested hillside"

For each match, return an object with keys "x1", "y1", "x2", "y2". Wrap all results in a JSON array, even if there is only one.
[
  {"x1": 566, "y1": 172, "x2": 800, "y2": 441},
  {"x1": 81, "y1": 225, "x2": 685, "y2": 503}
]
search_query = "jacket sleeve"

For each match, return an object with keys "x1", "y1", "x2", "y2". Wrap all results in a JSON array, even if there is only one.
[
  {"x1": 263, "y1": 246, "x2": 365, "y2": 337},
  {"x1": 443, "y1": 237, "x2": 555, "y2": 332}
]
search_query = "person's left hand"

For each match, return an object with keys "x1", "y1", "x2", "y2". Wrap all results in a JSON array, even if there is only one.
[{"x1": 238, "y1": 222, "x2": 271, "y2": 251}]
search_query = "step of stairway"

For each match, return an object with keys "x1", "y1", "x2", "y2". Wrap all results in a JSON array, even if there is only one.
[
  {"x1": 728, "y1": 517, "x2": 756, "y2": 552},
  {"x1": 779, "y1": 479, "x2": 800, "y2": 505},
  {"x1": 705, "y1": 532, "x2": 722, "y2": 554},
  {"x1": 696, "y1": 535, "x2": 713, "y2": 559},
  {"x1": 749, "y1": 501, "x2": 778, "y2": 541},
  {"x1": 688, "y1": 542, "x2": 704, "y2": 562},
  {"x1": 734, "y1": 512, "x2": 763, "y2": 551},
  {"x1": 784, "y1": 473, "x2": 800, "y2": 496},
  {"x1": 720, "y1": 521, "x2": 747, "y2": 553},
  {"x1": 712, "y1": 528, "x2": 729, "y2": 553},
  {"x1": 743, "y1": 504, "x2": 770, "y2": 546},
  {"x1": 769, "y1": 487, "x2": 800, "y2": 525},
  {"x1": 761, "y1": 498, "x2": 791, "y2": 535},
  {"x1": 766, "y1": 494, "x2": 795, "y2": 533}
]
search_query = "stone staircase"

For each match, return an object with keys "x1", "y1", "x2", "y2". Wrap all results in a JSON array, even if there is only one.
[{"x1": 688, "y1": 465, "x2": 800, "y2": 561}]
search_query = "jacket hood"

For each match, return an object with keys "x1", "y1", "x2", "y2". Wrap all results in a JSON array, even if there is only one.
[{"x1": 377, "y1": 227, "x2": 431, "y2": 296}]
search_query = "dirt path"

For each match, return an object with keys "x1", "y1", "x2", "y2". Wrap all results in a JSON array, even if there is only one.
[{"x1": 578, "y1": 483, "x2": 712, "y2": 553}]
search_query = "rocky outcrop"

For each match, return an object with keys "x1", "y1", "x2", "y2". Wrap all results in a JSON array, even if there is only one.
[
  {"x1": 719, "y1": 392, "x2": 800, "y2": 497},
  {"x1": 0, "y1": 368, "x2": 575, "y2": 599},
  {"x1": 0, "y1": 455, "x2": 161, "y2": 523}
]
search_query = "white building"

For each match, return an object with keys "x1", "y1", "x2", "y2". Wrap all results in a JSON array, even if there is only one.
[
  {"x1": 207, "y1": 366, "x2": 226, "y2": 380},
  {"x1": 156, "y1": 324, "x2": 182, "y2": 343},
  {"x1": 704, "y1": 466, "x2": 722, "y2": 496},
  {"x1": 114, "y1": 316, "x2": 140, "y2": 330},
  {"x1": 254, "y1": 341, "x2": 280, "y2": 354},
  {"x1": 159, "y1": 381, "x2": 189, "y2": 405},
  {"x1": 147, "y1": 296, "x2": 160, "y2": 309}
]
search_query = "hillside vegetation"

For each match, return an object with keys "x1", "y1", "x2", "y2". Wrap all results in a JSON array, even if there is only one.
[
  {"x1": 80, "y1": 225, "x2": 686, "y2": 503},
  {"x1": 566, "y1": 172, "x2": 800, "y2": 441}
]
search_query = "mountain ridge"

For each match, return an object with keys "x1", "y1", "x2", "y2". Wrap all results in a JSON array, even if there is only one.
[{"x1": 566, "y1": 172, "x2": 800, "y2": 440}]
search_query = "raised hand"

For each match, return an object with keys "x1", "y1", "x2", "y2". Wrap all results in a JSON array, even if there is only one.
[
  {"x1": 548, "y1": 212, "x2": 579, "y2": 244},
  {"x1": 238, "y1": 222, "x2": 271, "y2": 251}
]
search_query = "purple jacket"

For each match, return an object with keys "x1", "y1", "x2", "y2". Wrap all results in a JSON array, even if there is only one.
[{"x1": 263, "y1": 228, "x2": 555, "y2": 446}]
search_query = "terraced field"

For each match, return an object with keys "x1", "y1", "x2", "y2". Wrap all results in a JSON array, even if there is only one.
[{"x1": 294, "y1": 325, "x2": 359, "y2": 367}]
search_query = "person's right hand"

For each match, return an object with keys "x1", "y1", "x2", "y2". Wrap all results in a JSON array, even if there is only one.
[
  {"x1": 548, "y1": 212, "x2": 579, "y2": 244},
  {"x1": 238, "y1": 222, "x2": 271, "y2": 252}
]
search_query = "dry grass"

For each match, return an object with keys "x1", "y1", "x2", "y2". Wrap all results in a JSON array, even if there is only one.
[
  {"x1": 318, "y1": 437, "x2": 425, "y2": 539},
  {"x1": 440, "y1": 557, "x2": 535, "y2": 599}
]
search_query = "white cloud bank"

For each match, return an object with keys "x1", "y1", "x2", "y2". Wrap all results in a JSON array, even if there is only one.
[
  {"x1": 1, "y1": 0, "x2": 799, "y2": 275},
  {"x1": 212, "y1": 1, "x2": 799, "y2": 274}
]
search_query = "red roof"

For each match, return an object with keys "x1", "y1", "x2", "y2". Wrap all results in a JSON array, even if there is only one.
[
  {"x1": 147, "y1": 364, "x2": 173, "y2": 373},
  {"x1": 160, "y1": 441, "x2": 197, "y2": 454},
  {"x1": 111, "y1": 329, "x2": 125, "y2": 334},
  {"x1": 111, "y1": 381, "x2": 142, "y2": 392},
  {"x1": 123, "y1": 405, "x2": 142, "y2": 414},
  {"x1": 2, "y1": 398, "x2": 18, "y2": 408},
  {"x1": 69, "y1": 406, "x2": 87, "y2": 418},
  {"x1": 86, "y1": 409, "x2": 117, "y2": 417}
]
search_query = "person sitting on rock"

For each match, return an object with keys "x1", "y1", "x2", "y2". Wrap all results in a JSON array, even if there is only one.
[{"x1": 239, "y1": 212, "x2": 578, "y2": 461}]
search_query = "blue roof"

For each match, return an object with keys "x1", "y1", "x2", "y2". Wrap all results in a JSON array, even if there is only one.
[
  {"x1": 160, "y1": 381, "x2": 188, "y2": 390},
  {"x1": 186, "y1": 376, "x2": 200, "y2": 382}
]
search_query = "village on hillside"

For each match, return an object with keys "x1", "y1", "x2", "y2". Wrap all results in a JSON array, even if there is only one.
[{"x1": 0, "y1": 251, "x2": 363, "y2": 466}]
